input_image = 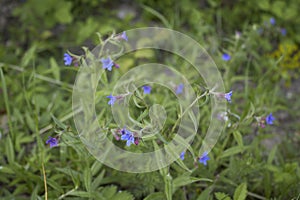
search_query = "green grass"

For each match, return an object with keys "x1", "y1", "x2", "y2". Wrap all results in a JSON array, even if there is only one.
[{"x1": 0, "y1": 1, "x2": 300, "y2": 199}]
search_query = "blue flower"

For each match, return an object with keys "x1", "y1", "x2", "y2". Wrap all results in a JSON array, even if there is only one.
[
  {"x1": 222, "y1": 53, "x2": 231, "y2": 61},
  {"x1": 270, "y1": 17, "x2": 276, "y2": 25},
  {"x1": 280, "y1": 28, "x2": 287, "y2": 36},
  {"x1": 120, "y1": 31, "x2": 128, "y2": 41},
  {"x1": 199, "y1": 152, "x2": 210, "y2": 166},
  {"x1": 224, "y1": 91, "x2": 233, "y2": 103},
  {"x1": 46, "y1": 137, "x2": 58, "y2": 148},
  {"x1": 121, "y1": 128, "x2": 135, "y2": 146},
  {"x1": 142, "y1": 85, "x2": 152, "y2": 94},
  {"x1": 266, "y1": 113, "x2": 275, "y2": 125},
  {"x1": 107, "y1": 94, "x2": 117, "y2": 105},
  {"x1": 176, "y1": 83, "x2": 184, "y2": 94},
  {"x1": 180, "y1": 151, "x2": 185, "y2": 160},
  {"x1": 64, "y1": 53, "x2": 72, "y2": 66},
  {"x1": 101, "y1": 58, "x2": 114, "y2": 71}
]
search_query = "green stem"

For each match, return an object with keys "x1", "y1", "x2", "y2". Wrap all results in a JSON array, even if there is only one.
[{"x1": 0, "y1": 66, "x2": 14, "y2": 138}]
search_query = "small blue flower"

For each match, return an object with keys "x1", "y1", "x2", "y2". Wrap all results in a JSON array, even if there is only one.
[
  {"x1": 270, "y1": 17, "x2": 276, "y2": 25},
  {"x1": 180, "y1": 151, "x2": 185, "y2": 160},
  {"x1": 199, "y1": 152, "x2": 210, "y2": 166},
  {"x1": 101, "y1": 58, "x2": 114, "y2": 71},
  {"x1": 107, "y1": 94, "x2": 117, "y2": 105},
  {"x1": 176, "y1": 83, "x2": 184, "y2": 94},
  {"x1": 224, "y1": 91, "x2": 233, "y2": 103},
  {"x1": 142, "y1": 85, "x2": 152, "y2": 94},
  {"x1": 280, "y1": 28, "x2": 287, "y2": 36},
  {"x1": 222, "y1": 53, "x2": 231, "y2": 61},
  {"x1": 121, "y1": 128, "x2": 135, "y2": 146},
  {"x1": 46, "y1": 137, "x2": 58, "y2": 148},
  {"x1": 120, "y1": 31, "x2": 128, "y2": 41},
  {"x1": 266, "y1": 113, "x2": 275, "y2": 125},
  {"x1": 64, "y1": 53, "x2": 72, "y2": 66}
]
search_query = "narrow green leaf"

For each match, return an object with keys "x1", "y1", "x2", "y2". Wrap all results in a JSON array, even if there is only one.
[
  {"x1": 233, "y1": 183, "x2": 247, "y2": 200},
  {"x1": 50, "y1": 57, "x2": 60, "y2": 81},
  {"x1": 233, "y1": 131, "x2": 243, "y2": 147},
  {"x1": 91, "y1": 170, "x2": 105, "y2": 191},
  {"x1": 144, "y1": 192, "x2": 165, "y2": 200},
  {"x1": 141, "y1": 5, "x2": 171, "y2": 28},
  {"x1": 196, "y1": 186, "x2": 213, "y2": 200},
  {"x1": 220, "y1": 146, "x2": 247, "y2": 158},
  {"x1": 5, "y1": 136, "x2": 15, "y2": 163},
  {"x1": 83, "y1": 167, "x2": 92, "y2": 192},
  {"x1": 173, "y1": 172, "x2": 212, "y2": 192},
  {"x1": 51, "y1": 113, "x2": 67, "y2": 130},
  {"x1": 47, "y1": 178, "x2": 64, "y2": 193}
]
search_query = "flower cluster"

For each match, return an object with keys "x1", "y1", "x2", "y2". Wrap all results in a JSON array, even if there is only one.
[
  {"x1": 256, "y1": 113, "x2": 275, "y2": 128},
  {"x1": 113, "y1": 127, "x2": 139, "y2": 147},
  {"x1": 257, "y1": 17, "x2": 287, "y2": 36},
  {"x1": 180, "y1": 151, "x2": 210, "y2": 166},
  {"x1": 101, "y1": 57, "x2": 121, "y2": 71},
  {"x1": 63, "y1": 31, "x2": 128, "y2": 67}
]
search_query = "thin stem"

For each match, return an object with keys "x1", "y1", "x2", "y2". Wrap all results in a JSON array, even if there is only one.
[
  {"x1": 42, "y1": 163, "x2": 48, "y2": 200},
  {"x1": 171, "y1": 91, "x2": 208, "y2": 133},
  {"x1": 0, "y1": 62, "x2": 73, "y2": 88},
  {"x1": 0, "y1": 66, "x2": 14, "y2": 138}
]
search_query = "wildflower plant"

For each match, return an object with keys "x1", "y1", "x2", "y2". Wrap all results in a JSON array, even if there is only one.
[
  {"x1": 72, "y1": 28, "x2": 228, "y2": 174},
  {"x1": 2, "y1": 6, "x2": 299, "y2": 198}
]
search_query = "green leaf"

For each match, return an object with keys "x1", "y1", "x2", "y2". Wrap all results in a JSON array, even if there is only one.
[
  {"x1": 21, "y1": 44, "x2": 37, "y2": 67},
  {"x1": 144, "y1": 192, "x2": 165, "y2": 200},
  {"x1": 271, "y1": 1, "x2": 285, "y2": 17},
  {"x1": 112, "y1": 191, "x2": 134, "y2": 200},
  {"x1": 5, "y1": 136, "x2": 15, "y2": 163},
  {"x1": 101, "y1": 186, "x2": 117, "y2": 198},
  {"x1": 141, "y1": 5, "x2": 171, "y2": 28},
  {"x1": 215, "y1": 192, "x2": 232, "y2": 200},
  {"x1": 196, "y1": 186, "x2": 213, "y2": 200},
  {"x1": 83, "y1": 167, "x2": 91, "y2": 192},
  {"x1": 50, "y1": 57, "x2": 60, "y2": 81},
  {"x1": 257, "y1": 0, "x2": 270, "y2": 10},
  {"x1": 233, "y1": 131, "x2": 243, "y2": 147},
  {"x1": 51, "y1": 113, "x2": 67, "y2": 130},
  {"x1": 220, "y1": 146, "x2": 247, "y2": 158},
  {"x1": 54, "y1": 1, "x2": 73, "y2": 24},
  {"x1": 68, "y1": 190, "x2": 94, "y2": 198},
  {"x1": 47, "y1": 178, "x2": 64, "y2": 193},
  {"x1": 173, "y1": 173, "x2": 212, "y2": 192},
  {"x1": 233, "y1": 183, "x2": 247, "y2": 200},
  {"x1": 91, "y1": 170, "x2": 105, "y2": 191}
]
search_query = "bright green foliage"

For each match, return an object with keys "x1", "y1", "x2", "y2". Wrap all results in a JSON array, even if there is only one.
[{"x1": 0, "y1": 0, "x2": 300, "y2": 199}]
